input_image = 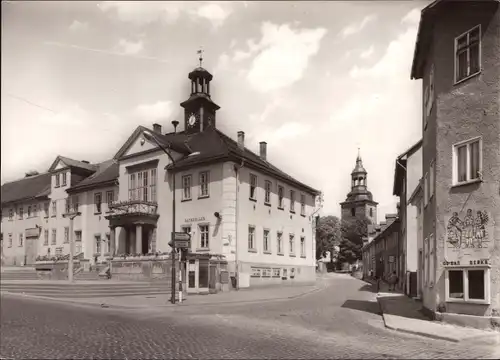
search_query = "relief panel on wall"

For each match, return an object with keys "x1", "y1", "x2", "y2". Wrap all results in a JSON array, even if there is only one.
[{"x1": 444, "y1": 209, "x2": 492, "y2": 263}]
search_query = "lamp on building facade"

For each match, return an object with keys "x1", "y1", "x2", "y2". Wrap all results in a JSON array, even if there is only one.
[{"x1": 142, "y1": 129, "x2": 178, "y2": 304}]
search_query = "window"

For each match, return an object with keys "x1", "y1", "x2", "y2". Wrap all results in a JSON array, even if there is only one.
[
  {"x1": 251, "y1": 267, "x2": 261, "y2": 277},
  {"x1": 73, "y1": 196, "x2": 79, "y2": 213},
  {"x1": 76, "y1": 243, "x2": 82, "y2": 254},
  {"x1": 65, "y1": 198, "x2": 70, "y2": 214},
  {"x1": 75, "y1": 231, "x2": 82, "y2": 242},
  {"x1": 289, "y1": 234, "x2": 295, "y2": 255},
  {"x1": 18, "y1": 233, "x2": 23, "y2": 247},
  {"x1": 44, "y1": 202, "x2": 49, "y2": 217},
  {"x1": 27, "y1": 206, "x2": 32, "y2": 217},
  {"x1": 429, "y1": 161, "x2": 435, "y2": 199},
  {"x1": 263, "y1": 229, "x2": 270, "y2": 253},
  {"x1": 8, "y1": 234, "x2": 12, "y2": 248},
  {"x1": 106, "y1": 191, "x2": 114, "y2": 210},
  {"x1": 151, "y1": 169, "x2": 157, "y2": 202},
  {"x1": 250, "y1": 174, "x2": 257, "y2": 200},
  {"x1": 62, "y1": 172, "x2": 67, "y2": 186},
  {"x1": 52, "y1": 201, "x2": 57, "y2": 217},
  {"x1": 290, "y1": 190, "x2": 295, "y2": 212},
  {"x1": 262, "y1": 268, "x2": 272, "y2": 278},
  {"x1": 454, "y1": 138, "x2": 481, "y2": 184},
  {"x1": 43, "y1": 230, "x2": 49, "y2": 246},
  {"x1": 141, "y1": 170, "x2": 148, "y2": 201},
  {"x1": 64, "y1": 227, "x2": 69, "y2": 244},
  {"x1": 55, "y1": 247, "x2": 63, "y2": 256},
  {"x1": 300, "y1": 194, "x2": 306, "y2": 215},
  {"x1": 182, "y1": 175, "x2": 192, "y2": 200},
  {"x1": 51, "y1": 229, "x2": 57, "y2": 245},
  {"x1": 248, "y1": 226, "x2": 256, "y2": 250},
  {"x1": 199, "y1": 171, "x2": 210, "y2": 197},
  {"x1": 55, "y1": 174, "x2": 60, "y2": 187},
  {"x1": 94, "y1": 192, "x2": 102, "y2": 213},
  {"x1": 95, "y1": 234, "x2": 101, "y2": 254},
  {"x1": 351, "y1": 208, "x2": 355, "y2": 217},
  {"x1": 272, "y1": 268, "x2": 281, "y2": 278},
  {"x1": 369, "y1": 208, "x2": 373, "y2": 218},
  {"x1": 424, "y1": 173, "x2": 429, "y2": 207},
  {"x1": 455, "y1": 25, "x2": 481, "y2": 83},
  {"x1": 33, "y1": 204, "x2": 38, "y2": 217},
  {"x1": 429, "y1": 234, "x2": 435, "y2": 286},
  {"x1": 129, "y1": 173, "x2": 136, "y2": 200},
  {"x1": 447, "y1": 269, "x2": 489, "y2": 303},
  {"x1": 19, "y1": 207, "x2": 23, "y2": 220},
  {"x1": 278, "y1": 185, "x2": 284, "y2": 208},
  {"x1": 199, "y1": 224, "x2": 209, "y2": 248},
  {"x1": 300, "y1": 236, "x2": 306, "y2": 257},
  {"x1": 277, "y1": 232, "x2": 283, "y2": 254},
  {"x1": 264, "y1": 180, "x2": 272, "y2": 204},
  {"x1": 9, "y1": 209, "x2": 13, "y2": 220}
]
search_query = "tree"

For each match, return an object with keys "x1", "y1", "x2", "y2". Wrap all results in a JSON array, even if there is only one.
[
  {"x1": 315, "y1": 215, "x2": 342, "y2": 261},
  {"x1": 336, "y1": 216, "x2": 371, "y2": 268}
]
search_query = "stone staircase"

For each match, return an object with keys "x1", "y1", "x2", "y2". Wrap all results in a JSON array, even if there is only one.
[
  {"x1": 0, "y1": 280, "x2": 172, "y2": 298},
  {"x1": 0, "y1": 267, "x2": 39, "y2": 281}
]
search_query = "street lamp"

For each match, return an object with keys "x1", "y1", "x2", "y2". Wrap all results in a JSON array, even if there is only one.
[
  {"x1": 62, "y1": 209, "x2": 82, "y2": 282},
  {"x1": 142, "y1": 129, "x2": 178, "y2": 304}
]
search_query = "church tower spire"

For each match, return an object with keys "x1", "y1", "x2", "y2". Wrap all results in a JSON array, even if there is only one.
[
  {"x1": 180, "y1": 49, "x2": 220, "y2": 134},
  {"x1": 340, "y1": 149, "x2": 378, "y2": 225}
]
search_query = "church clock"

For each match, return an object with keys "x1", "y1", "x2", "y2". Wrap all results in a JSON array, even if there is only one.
[{"x1": 187, "y1": 112, "x2": 199, "y2": 128}]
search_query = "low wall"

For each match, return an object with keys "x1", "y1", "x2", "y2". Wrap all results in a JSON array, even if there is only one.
[
  {"x1": 110, "y1": 258, "x2": 174, "y2": 282},
  {"x1": 435, "y1": 311, "x2": 500, "y2": 331},
  {"x1": 35, "y1": 260, "x2": 88, "y2": 280}
]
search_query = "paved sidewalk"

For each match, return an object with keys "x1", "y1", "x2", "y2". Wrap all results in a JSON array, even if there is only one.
[
  {"x1": 364, "y1": 278, "x2": 499, "y2": 343},
  {"x1": 1, "y1": 277, "x2": 330, "y2": 309}
]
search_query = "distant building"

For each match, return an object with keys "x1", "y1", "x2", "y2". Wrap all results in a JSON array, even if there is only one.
[
  {"x1": 1, "y1": 64, "x2": 321, "y2": 292},
  {"x1": 340, "y1": 151, "x2": 378, "y2": 225},
  {"x1": 410, "y1": 0, "x2": 500, "y2": 320},
  {"x1": 393, "y1": 140, "x2": 422, "y2": 297}
]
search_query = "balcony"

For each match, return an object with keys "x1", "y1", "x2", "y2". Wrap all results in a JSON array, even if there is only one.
[{"x1": 105, "y1": 200, "x2": 159, "y2": 227}]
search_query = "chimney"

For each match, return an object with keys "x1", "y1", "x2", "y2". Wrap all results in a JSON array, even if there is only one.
[
  {"x1": 237, "y1": 131, "x2": 245, "y2": 149},
  {"x1": 259, "y1": 141, "x2": 267, "y2": 161},
  {"x1": 385, "y1": 213, "x2": 398, "y2": 227},
  {"x1": 153, "y1": 123, "x2": 162, "y2": 134}
]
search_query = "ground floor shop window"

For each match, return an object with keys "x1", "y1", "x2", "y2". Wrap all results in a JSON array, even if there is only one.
[{"x1": 446, "y1": 268, "x2": 489, "y2": 303}]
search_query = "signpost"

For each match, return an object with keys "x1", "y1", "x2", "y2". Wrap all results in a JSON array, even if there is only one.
[{"x1": 169, "y1": 232, "x2": 191, "y2": 302}]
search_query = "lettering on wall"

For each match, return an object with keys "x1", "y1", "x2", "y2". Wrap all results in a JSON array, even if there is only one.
[
  {"x1": 445, "y1": 209, "x2": 492, "y2": 263},
  {"x1": 184, "y1": 217, "x2": 205, "y2": 223}
]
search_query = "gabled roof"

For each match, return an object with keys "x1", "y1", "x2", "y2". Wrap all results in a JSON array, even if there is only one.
[
  {"x1": 162, "y1": 127, "x2": 320, "y2": 195},
  {"x1": 393, "y1": 139, "x2": 423, "y2": 196},
  {"x1": 67, "y1": 159, "x2": 119, "y2": 194},
  {"x1": 48, "y1": 155, "x2": 97, "y2": 172},
  {"x1": 114, "y1": 125, "x2": 191, "y2": 160},
  {"x1": 1, "y1": 172, "x2": 51, "y2": 206}
]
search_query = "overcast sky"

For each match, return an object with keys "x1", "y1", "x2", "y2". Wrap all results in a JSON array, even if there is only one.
[{"x1": 1, "y1": 0, "x2": 428, "y2": 220}]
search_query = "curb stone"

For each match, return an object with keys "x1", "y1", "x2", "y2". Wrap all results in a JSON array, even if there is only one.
[{"x1": 375, "y1": 295, "x2": 461, "y2": 343}]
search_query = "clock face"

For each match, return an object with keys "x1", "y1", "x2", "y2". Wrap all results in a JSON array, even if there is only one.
[{"x1": 188, "y1": 114, "x2": 196, "y2": 126}]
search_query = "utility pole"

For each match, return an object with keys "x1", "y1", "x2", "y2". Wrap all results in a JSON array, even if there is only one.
[{"x1": 63, "y1": 209, "x2": 81, "y2": 282}]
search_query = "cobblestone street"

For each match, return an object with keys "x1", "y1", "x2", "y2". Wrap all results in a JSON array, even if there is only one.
[{"x1": 1, "y1": 275, "x2": 498, "y2": 359}]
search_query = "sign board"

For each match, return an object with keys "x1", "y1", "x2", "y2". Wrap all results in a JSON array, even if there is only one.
[
  {"x1": 174, "y1": 240, "x2": 190, "y2": 249},
  {"x1": 25, "y1": 227, "x2": 40, "y2": 238},
  {"x1": 184, "y1": 217, "x2": 205, "y2": 223},
  {"x1": 174, "y1": 232, "x2": 191, "y2": 241}
]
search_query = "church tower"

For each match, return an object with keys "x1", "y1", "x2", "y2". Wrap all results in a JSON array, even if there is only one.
[
  {"x1": 340, "y1": 150, "x2": 378, "y2": 224},
  {"x1": 180, "y1": 51, "x2": 220, "y2": 134}
]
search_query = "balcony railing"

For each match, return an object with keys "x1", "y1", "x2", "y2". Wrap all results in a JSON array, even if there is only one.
[{"x1": 108, "y1": 200, "x2": 158, "y2": 217}]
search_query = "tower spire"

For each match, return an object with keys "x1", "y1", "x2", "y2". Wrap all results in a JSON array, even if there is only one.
[{"x1": 197, "y1": 47, "x2": 204, "y2": 67}]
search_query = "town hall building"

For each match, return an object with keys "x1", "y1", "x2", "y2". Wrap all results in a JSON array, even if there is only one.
[{"x1": 1, "y1": 64, "x2": 321, "y2": 292}]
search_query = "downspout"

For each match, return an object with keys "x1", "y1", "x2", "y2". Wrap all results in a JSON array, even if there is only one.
[{"x1": 233, "y1": 159, "x2": 244, "y2": 290}]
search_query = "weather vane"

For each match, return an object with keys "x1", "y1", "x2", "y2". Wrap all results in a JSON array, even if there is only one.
[{"x1": 197, "y1": 47, "x2": 204, "y2": 67}]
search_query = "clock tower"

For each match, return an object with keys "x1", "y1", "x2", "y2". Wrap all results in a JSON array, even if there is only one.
[{"x1": 180, "y1": 63, "x2": 220, "y2": 134}]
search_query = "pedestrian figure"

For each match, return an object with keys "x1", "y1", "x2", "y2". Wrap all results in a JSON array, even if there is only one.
[{"x1": 389, "y1": 271, "x2": 398, "y2": 291}]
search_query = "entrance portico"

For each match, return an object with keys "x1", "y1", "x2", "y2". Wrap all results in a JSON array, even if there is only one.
[{"x1": 105, "y1": 200, "x2": 160, "y2": 256}]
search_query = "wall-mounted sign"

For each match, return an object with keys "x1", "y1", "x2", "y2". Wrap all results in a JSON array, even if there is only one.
[
  {"x1": 25, "y1": 227, "x2": 40, "y2": 238},
  {"x1": 445, "y1": 209, "x2": 492, "y2": 263},
  {"x1": 185, "y1": 217, "x2": 205, "y2": 223},
  {"x1": 388, "y1": 255, "x2": 395, "y2": 263},
  {"x1": 443, "y1": 260, "x2": 461, "y2": 266},
  {"x1": 469, "y1": 259, "x2": 490, "y2": 266}
]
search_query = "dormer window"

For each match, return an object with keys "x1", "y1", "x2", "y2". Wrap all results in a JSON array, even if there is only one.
[
  {"x1": 55, "y1": 174, "x2": 60, "y2": 187},
  {"x1": 62, "y1": 172, "x2": 67, "y2": 186}
]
